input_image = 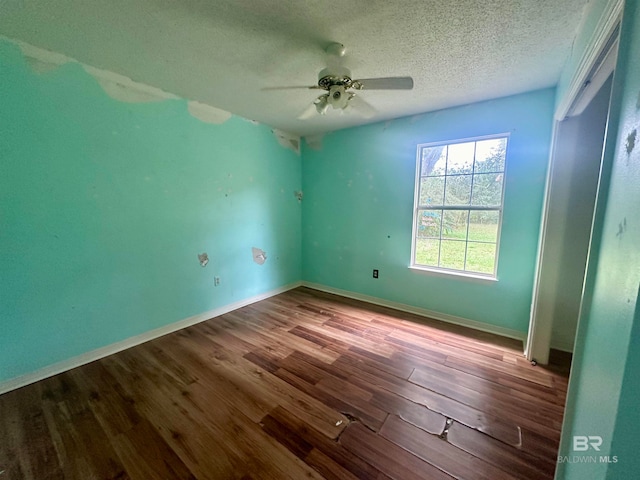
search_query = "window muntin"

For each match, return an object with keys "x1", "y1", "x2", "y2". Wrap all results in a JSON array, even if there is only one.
[{"x1": 411, "y1": 136, "x2": 507, "y2": 278}]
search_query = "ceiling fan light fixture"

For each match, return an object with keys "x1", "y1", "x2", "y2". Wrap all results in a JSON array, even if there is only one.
[
  {"x1": 328, "y1": 85, "x2": 349, "y2": 110},
  {"x1": 315, "y1": 95, "x2": 329, "y2": 115}
]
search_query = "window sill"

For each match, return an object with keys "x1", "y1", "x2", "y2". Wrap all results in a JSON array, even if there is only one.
[{"x1": 409, "y1": 265, "x2": 498, "y2": 283}]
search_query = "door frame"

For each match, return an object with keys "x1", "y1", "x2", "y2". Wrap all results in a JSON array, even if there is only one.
[{"x1": 526, "y1": 0, "x2": 623, "y2": 363}]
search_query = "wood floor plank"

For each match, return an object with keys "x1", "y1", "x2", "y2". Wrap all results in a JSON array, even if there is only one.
[
  {"x1": 0, "y1": 287, "x2": 570, "y2": 479},
  {"x1": 446, "y1": 421, "x2": 556, "y2": 479},
  {"x1": 340, "y1": 421, "x2": 455, "y2": 480},
  {"x1": 0, "y1": 387, "x2": 61, "y2": 480},
  {"x1": 264, "y1": 405, "x2": 388, "y2": 479},
  {"x1": 379, "y1": 415, "x2": 517, "y2": 480},
  {"x1": 274, "y1": 367, "x2": 385, "y2": 431},
  {"x1": 109, "y1": 418, "x2": 197, "y2": 480},
  {"x1": 38, "y1": 374, "x2": 129, "y2": 480}
]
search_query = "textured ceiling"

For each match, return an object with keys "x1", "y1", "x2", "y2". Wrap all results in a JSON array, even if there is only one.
[{"x1": 0, "y1": 0, "x2": 590, "y2": 137}]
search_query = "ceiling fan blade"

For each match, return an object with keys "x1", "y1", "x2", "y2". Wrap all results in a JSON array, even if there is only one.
[
  {"x1": 261, "y1": 85, "x2": 323, "y2": 91},
  {"x1": 354, "y1": 76, "x2": 414, "y2": 90},
  {"x1": 297, "y1": 102, "x2": 318, "y2": 120},
  {"x1": 349, "y1": 95, "x2": 377, "y2": 118}
]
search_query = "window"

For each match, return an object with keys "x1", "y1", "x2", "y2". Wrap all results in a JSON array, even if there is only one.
[{"x1": 411, "y1": 135, "x2": 508, "y2": 278}]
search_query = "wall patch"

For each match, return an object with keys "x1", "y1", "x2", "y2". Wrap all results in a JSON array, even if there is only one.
[
  {"x1": 94, "y1": 78, "x2": 168, "y2": 103},
  {"x1": 252, "y1": 247, "x2": 267, "y2": 265},
  {"x1": 304, "y1": 134, "x2": 324, "y2": 151},
  {"x1": 187, "y1": 101, "x2": 232, "y2": 124},
  {"x1": 272, "y1": 129, "x2": 301, "y2": 154}
]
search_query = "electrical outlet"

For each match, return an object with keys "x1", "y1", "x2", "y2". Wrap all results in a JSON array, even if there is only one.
[
  {"x1": 373, "y1": 269, "x2": 379, "y2": 279},
  {"x1": 214, "y1": 276, "x2": 221, "y2": 286}
]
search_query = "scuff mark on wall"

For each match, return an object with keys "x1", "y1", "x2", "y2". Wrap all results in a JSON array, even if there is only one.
[
  {"x1": 616, "y1": 218, "x2": 627, "y2": 239},
  {"x1": 252, "y1": 247, "x2": 267, "y2": 265},
  {"x1": 272, "y1": 129, "x2": 301, "y2": 154},
  {"x1": 187, "y1": 101, "x2": 232, "y2": 124},
  {"x1": 294, "y1": 190, "x2": 303, "y2": 202},
  {"x1": 626, "y1": 129, "x2": 636, "y2": 155}
]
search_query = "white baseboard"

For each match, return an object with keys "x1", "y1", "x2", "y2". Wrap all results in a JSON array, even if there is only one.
[
  {"x1": 301, "y1": 281, "x2": 528, "y2": 343},
  {"x1": 0, "y1": 282, "x2": 302, "y2": 395}
]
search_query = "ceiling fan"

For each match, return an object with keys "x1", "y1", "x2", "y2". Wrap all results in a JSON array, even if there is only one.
[{"x1": 263, "y1": 43, "x2": 414, "y2": 120}]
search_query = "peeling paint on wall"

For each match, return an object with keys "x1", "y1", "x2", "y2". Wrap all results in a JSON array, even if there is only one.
[
  {"x1": 187, "y1": 101, "x2": 232, "y2": 124},
  {"x1": 272, "y1": 129, "x2": 300, "y2": 154},
  {"x1": 16, "y1": 40, "x2": 70, "y2": 70},
  {"x1": 304, "y1": 134, "x2": 324, "y2": 151},
  {"x1": 93, "y1": 78, "x2": 169, "y2": 103},
  {"x1": 8, "y1": 35, "x2": 237, "y2": 119},
  {"x1": 24, "y1": 57, "x2": 60, "y2": 75},
  {"x1": 83, "y1": 65, "x2": 178, "y2": 103},
  {"x1": 252, "y1": 247, "x2": 267, "y2": 265}
]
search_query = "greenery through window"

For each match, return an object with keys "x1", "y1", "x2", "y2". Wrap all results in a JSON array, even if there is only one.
[{"x1": 411, "y1": 136, "x2": 507, "y2": 277}]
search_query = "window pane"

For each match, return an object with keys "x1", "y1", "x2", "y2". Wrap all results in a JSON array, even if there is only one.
[
  {"x1": 444, "y1": 174, "x2": 472, "y2": 205},
  {"x1": 468, "y1": 211, "x2": 499, "y2": 242},
  {"x1": 440, "y1": 240, "x2": 466, "y2": 270},
  {"x1": 419, "y1": 176, "x2": 445, "y2": 205},
  {"x1": 416, "y1": 209, "x2": 442, "y2": 238},
  {"x1": 447, "y1": 142, "x2": 474, "y2": 175},
  {"x1": 474, "y1": 138, "x2": 506, "y2": 173},
  {"x1": 415, "y1": 238, "x2": 440, "y2": 266},
  {"x1": 413, "y1": 136, "x2": 507, "y2": 278},
  {"x1": 471, "y1": 173, "x2": 503, "y2": 206},
  {"x1": 442, "y1": 210, "x2": 468, "y2": 240},
  {"x1": 421, "y1": 146, "x2": 446, "y2": 176},
  {"x1": 465, "y1": 242, "x2": 496, "y2": 274}
]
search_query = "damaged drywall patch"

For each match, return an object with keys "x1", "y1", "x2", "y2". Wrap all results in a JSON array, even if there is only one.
[
  {"x1": 272, "y1": 129, "x2": 301, "y2": 154},
  {"x1": 198, "y1": 253, "x2": 209, "y2": 267},
  {"x1": 304, "y1": 134, "x2": 324, "y2": 151},
  {"x1": 294, "y1": 190, "x2": 303, "y2": 202},
  {"x1": 252, "y1": 247, "x2": 267, "y2": 265},
  {"x1": 187, "y1": 101, "x2": 232, "y2": 124}
]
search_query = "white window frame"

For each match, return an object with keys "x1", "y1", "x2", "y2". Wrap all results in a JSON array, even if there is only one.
[{"x1": 410, "y1": 133, "x2": 509, "y2": 280}]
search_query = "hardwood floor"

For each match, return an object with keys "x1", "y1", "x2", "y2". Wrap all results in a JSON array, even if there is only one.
[{"x1": 0, "y1": 287, "x2": 571, "y2": 479}]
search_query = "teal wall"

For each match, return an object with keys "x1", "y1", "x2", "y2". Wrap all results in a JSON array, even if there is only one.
[
  {"x1": 0, "y1": 40, "x2": 301, "y2": 383},
  {"x1": 301, "y1": 89, "x2": 555, "y2": 334},
  {"x1": 556, "y1": 0, "x2": 640, "y2": 478}
]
